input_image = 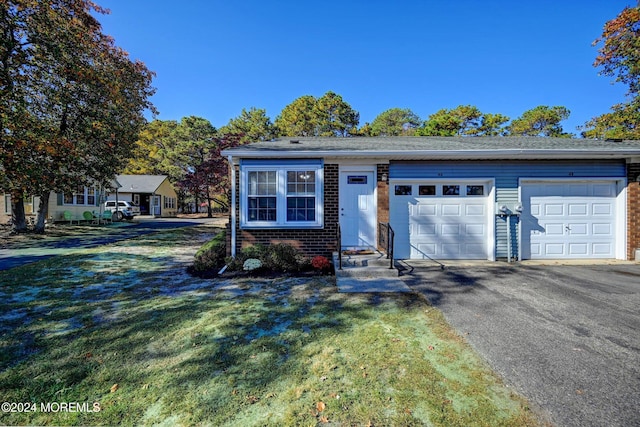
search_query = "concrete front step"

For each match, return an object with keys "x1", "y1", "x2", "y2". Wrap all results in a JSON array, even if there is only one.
[{"x1": 332, "y1": 251, "x2": 399, "y2": 278}]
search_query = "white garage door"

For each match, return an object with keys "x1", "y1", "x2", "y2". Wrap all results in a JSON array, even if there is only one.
[
  {"x1": 391, "y1": 182, "x2": 490, "y2": 260},
  {"x1": 521, "y1": 181, "x2": 618, "y2": 259}
]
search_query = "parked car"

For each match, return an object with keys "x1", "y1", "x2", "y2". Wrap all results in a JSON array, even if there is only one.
[{"x1": 103, "y1": 200, "x2": 140, "y2": 221}]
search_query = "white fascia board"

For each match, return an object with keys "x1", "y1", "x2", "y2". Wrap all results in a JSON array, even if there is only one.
[{"x1": 222, "y1": 149, "x2": 640, "y2": 161}]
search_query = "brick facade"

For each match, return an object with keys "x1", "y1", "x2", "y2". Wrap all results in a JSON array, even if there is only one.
[
  {"x1": 627, "y1": 163, "x2": 640, "y2": 260},
  {"x1": 230, "y1": 163, "x2": 340, "y2": 258},
  {"x1": 376, "y1": 164, "x2": 389, "y2": 252}
]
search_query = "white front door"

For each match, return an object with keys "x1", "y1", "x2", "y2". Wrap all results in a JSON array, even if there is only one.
[
  {"x1": 339, "y1": 170, "x2": 376, "y2": 248},
  {"x1": 521, "y1": 181, "x2": 618, "y2": 259}
]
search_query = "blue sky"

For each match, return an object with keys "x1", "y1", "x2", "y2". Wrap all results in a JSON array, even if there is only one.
[{"x1": 98, "y1": 0, "x2": 633, "y2": 136}]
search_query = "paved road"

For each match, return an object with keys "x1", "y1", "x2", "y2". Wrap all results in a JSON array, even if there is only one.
[
  {"x1": 401, "y1": 262, "x2": 640, "y2": 427},
  {"x1": 0, "y1": 217, "x2": 224, "y2": 271}
]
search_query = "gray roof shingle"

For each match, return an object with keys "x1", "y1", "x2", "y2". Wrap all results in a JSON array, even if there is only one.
[{"x1": 222, "y1": 137, "x2": 640, "y2": 160}]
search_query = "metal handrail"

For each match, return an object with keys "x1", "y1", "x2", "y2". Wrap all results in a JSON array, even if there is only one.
[
  {"x1": 378, "y1": 222, "x2": 395, "y2": 269},
  {"x1": 336, "y1": 222, "x2": 342, "y2": 270},
  {"x1": 387, "y1": 223, "x2": 395, "y2": 270}
]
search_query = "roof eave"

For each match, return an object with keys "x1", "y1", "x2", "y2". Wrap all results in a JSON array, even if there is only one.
[{"x1": 222, "y1": 149, "x2": 640, "y2": 162}]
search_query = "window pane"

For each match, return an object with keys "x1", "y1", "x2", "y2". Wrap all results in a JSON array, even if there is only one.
[
  {"x1": 395, "y1": 185, "x2": 412, "y2": 196},
  {"x1": 418, "y1": 185, "x2": 436, "y2": 196},
  {"x1": 248, "y1": 196, "x2": 276, "y2": 221},
  {"x1": 443, "y1": 185, "x2": 460, "y2": 196},
  {"x1": 287, "y1": 170, "x2": 315, "y2": 195},
  {"x1": 467, "y1": 185, "x2": 484, "y2": 196},
  {"x1": 287, "y1": 197, "x2": 315, "y2": 221}
]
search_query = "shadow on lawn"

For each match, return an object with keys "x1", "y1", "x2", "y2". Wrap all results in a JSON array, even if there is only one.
[{"x1": 1, "y1": 248, "x2": 420, "y2": 424}]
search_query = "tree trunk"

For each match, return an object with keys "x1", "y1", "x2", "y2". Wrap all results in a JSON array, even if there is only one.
[
  {"x1": 206, "y1": 186, "x2": 212, "y2": 218},
  {"x1": 10, "y1": 190, "x2": 27, "y2": 232},
  {"x1": 34, "y1": 193, "x2": 50, "y2": 234}
]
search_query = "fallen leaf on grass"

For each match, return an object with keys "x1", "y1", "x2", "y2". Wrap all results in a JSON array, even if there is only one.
[
  {"x1": 316, "y1": 401, "x2": 326, "y2": 412},
  {"x1": 428, "y1": 345, "x2": 434, "y2": 350},
  {"x1": 110, "y1": 383, "x2": 119, "y2": 393},
  {"x1": 319, "y1": 415, "x2": 328, "y2": 423}
]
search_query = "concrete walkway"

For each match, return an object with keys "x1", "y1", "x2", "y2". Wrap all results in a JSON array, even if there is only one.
[{"x1": 333, "y1": 251, "x2": 412, "y2": 293}]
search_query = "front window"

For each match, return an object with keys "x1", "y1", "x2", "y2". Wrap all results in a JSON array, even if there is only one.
[
  {"x1": 286, "y1": 170, "x2": 315, "y2": 221},
  {"x1": 248, "y1": 171, "x2": 277, "y2": 221},
  {"x1": 64, "y1": 186, "x2": 96, "y2": 206},
  {"x1": 241, "y1": 163, "x2": 323, "y2": 228}
]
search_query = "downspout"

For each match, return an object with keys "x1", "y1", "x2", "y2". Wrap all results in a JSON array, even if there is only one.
[{"x1": 229, "y1": 155, "x2": 237, "y2": 257}]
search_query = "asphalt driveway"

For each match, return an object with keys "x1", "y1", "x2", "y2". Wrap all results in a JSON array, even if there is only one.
[{"x1": 400, "y1": 262, "x2": 640, "y2": 427}]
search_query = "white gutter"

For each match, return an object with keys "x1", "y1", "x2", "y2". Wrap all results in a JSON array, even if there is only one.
[
  {"x1": 221, "y1": 149, "x2": 640, "y2": 160},
  {"x1": 228, "y1": 155, "x2": 237, "y2": 257}
]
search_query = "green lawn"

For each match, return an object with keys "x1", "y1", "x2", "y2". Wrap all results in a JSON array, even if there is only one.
[{"x1": 0, "y1": 226, "x2": 542, "y2": 426}]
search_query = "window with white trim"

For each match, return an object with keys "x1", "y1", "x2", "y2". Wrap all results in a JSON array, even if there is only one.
[
  {"x1": 63, "y1": 186, "x2": 96, "y2": 206},
  {"x1": 241, "y1": 164, "x2": 323, "y2": 228},
  {"x1": 164, "y1": 196, "x2": 176, "y2": 209}
]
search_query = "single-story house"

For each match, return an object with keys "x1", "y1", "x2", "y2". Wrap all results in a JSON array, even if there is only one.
[
  {"x1": 1, "y1": 175, "x2": 178, "y2": 223},
  {"x1": 222, "y1": 136, "x2": 640, "y2": 262},
  {"x1": 110, "y1": 175, "x2": 178, "y2": 217}
]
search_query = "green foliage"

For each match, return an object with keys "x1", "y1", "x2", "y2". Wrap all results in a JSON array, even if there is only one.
[
  {"x1": 0, "y1": 0, "x2": 155, "y2": 232},
  {"x1": 584, "y1": 5, "x2": 640, "y2": 139},
  {"x1": 219, "y1": 107, "x2": 277, "y2": 143},
  {"x1": 581, "y1": 100, "x2": 640, "y2": 139},
  {"x1": 369, "y1": 108, "x2": 421, "y2": 136},
  {"x1": 508, "y1": 105, "x2": 572, "y2": 137},
  {"x1": 192, "y1": 231, "x2": 227, "y2": 272},
  {"x1": 593, "y1": 4, "x2": 640, "y2": 96},
  {"x1": 275, "y1": 91, "x2": 359, "y2": 137},
  {"x1": 226, "y1": 243, "x2": 308, "y2": 273}
]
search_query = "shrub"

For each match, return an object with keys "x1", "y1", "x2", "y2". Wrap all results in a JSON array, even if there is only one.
[
  {"x1": 243, "y1": 258, "x2": 262, "y2": 271},
  {"x1": 311, "y1": 255, "x2": 331, "y2": 271},
  {"x1": 264, "y1": 243, "x2": 304, "y2": 273},
  {"x1": 226, "y1": 243, "x2": 308, "y2": 273},
  {"x1": 192, "y1": 231, "x2": 226, "y2": 272}
]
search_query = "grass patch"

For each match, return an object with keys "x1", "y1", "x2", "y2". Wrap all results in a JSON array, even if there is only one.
[{"x1": 0, "y1": 226, "x2": 541, "y2": 426}]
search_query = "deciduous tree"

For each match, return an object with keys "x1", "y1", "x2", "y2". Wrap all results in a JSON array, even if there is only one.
[
  {"x1": 582, "y1": 3, "x2": 640, "y2": 139},
  {"x1": 0, "y1": 0, "x2": 155, "y2": 232}
]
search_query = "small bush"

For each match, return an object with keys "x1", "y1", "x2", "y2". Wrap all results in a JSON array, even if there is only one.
[
  {"x1": 243, "y1": 258, "x2": 262, "y2": 271},
  {"x1": 192, "y1": 231, "x2": 226, "y2": 272},
  {"x1": 226, "y1": 243, "x2": 309, "y2": 274},
  {"x1": 264, "y1": 243, "x2": 304, "y2": 273},
  {"x1": 311, "y1": 255, "x2": 331, "y2": 271}
]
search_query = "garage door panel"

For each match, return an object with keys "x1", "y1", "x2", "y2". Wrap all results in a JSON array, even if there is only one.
[
  {"x1": 465, "y1": 204, "x2": 485, "y2": 215},
  {"x1": 592, "y1": 223, "x2": 612, "y2": 235},
  {"x1": 568, "y1": 204, "x2": 587, "y2": 215},
  {"x1": 418, "y1": 204, "x2": 436, "y2": 216},
  {"x1": 441, "y1": 224, "x2": 460, "y2": 235},
  {"x1": 593, "y1": 243, "x2": 613, "y2": 255},
  {"x1": 466, "y1": 224, "x2": 484, "y2": 235},
  {"x1": 569, "y1": 223, "x2": 588, "y2": 235},
  {"x1": 417, "y1": 224, "x2": 436, "y2": 236},
  {"x1": 545, "y1": 243, "x2": 565, "y2": 255},
  {"x1": 545, "y1": 223, "x2": 565, "y2": 235},
  {"x1": 569, "y1": 243, "x2": 588, "y2": 255},
  {"x1": 442, "y1": 204, "x2": 460, "y2": 216},
  {"x1": 522, "y1": 181, "x2": 617, "y2": 259},
  {"x1": 593, "y1": 204, "x2": 612, "y2": 215},
  {"x1": 544, "y1": 204, "x2": 564, "y2": 215}
]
